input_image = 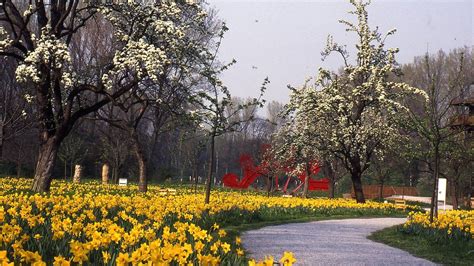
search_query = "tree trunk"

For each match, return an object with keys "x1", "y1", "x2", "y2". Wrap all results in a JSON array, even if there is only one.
[
  {"x1": 16, "y1": 141, "x2": 23, "y2": 178},
  {"x1": 429, "y1": 144, "x2": 440, "y2": 223},
  {"x1": 266, "y1": 176, "x2": 272, "y2": 197},
  {"x1": 379, "y1": 179, "x2": 384, "y2": 201},
  {"x1": 302, "y1": 162, "x2": 310, "y2": 198},
  {"x1": 204, "y1": 134, "x2": 215, "y2": 204},
  {"x1": 73, "y1": 165, "x2": 82, "y2": 183},
  {"x1": 16, "y1": 159, "x2": 21, "y2": 178},
  {"x1": 0, "y1": 121, "x2": 4, "y2": 160},
  {"x1": 70, "y1": 161, "x2": 73, "y2": 180},
  {"x1": 351, "y1": 172, "x2": 366, "y2": 203},
  {"x1": 64, "y1": 161, "x2": 67, "y2": 180},
  {"x1": 324, "y1": 161, "x2": 336, "y2": 198},
  {"x1": 131, "y1": 131, "x2": 147, "y2": 193},
  {"x1": 451, "y1": 179, "x2": 459, "y2": 210},
  {"x1": 136, "y1": 152, "x2": 147, "y2": 192},
  {"x1": 32, "y1": 137, "x2": 60, "y2": 192},
  {"x1": 102, "y1": 164, "x2": 110, "y2": 184}
]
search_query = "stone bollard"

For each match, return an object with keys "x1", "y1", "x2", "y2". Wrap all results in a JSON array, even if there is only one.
[
  {"x1": 73, "y1": 165, "x2": 82, "y2": 183},
  {"x1": 102, "y1": 164, "x2": 110, "y2": 184}
]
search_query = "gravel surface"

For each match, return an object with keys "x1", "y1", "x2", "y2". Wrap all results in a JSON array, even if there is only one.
[{"x1": 242, "y1": 218, "x2": 436, "y2": 265}]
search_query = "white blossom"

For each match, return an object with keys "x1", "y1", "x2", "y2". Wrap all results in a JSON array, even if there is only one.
[
  {"x1": 15, "y1": 27, "x2": 73, "y2": 88},
  {"x1": 0, "y1": 26, "x2": 13, "y2": 51}
]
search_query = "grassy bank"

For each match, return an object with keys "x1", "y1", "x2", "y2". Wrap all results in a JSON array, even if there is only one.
[{"x1": 369, "y1": 225, "x2": 474, "y2": 265}]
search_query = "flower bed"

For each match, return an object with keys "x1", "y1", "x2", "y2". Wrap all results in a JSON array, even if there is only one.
[
  {"x1": 0, "y1": 178, "x2": 416, "y2": 265},
  {"x1": 402, "y1": 210, "x2": 474, "y2": 241}
]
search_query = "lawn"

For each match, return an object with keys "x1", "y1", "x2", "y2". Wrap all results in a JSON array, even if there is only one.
[{"x1": 369, "y1": 225, "x2": 474, "y2": 265}]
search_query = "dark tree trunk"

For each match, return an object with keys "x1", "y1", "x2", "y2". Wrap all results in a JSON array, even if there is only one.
[
  {"x1": 351, "y1": 171, "x2": 366, "y2": 203},
  {"x1": 266, "y1": 176, "x2": 272, "y2": 197},
  {"x1": 0, "y1": 121, "x2": 4, "y2": 160},
  {"x1": 303, "y1": 162, "x2": 310, "y2": 198},
  {"x1": 324, "y1": 161, "x2": 336, "y2": 198},
  {"x1": 16, "y1": 141, "x2": 23, "y2": 178},
  {"x1": 70, "y1": 161, "x2": 73, "y2": 180},
  {"x1": 429, "y1": 143, "x2": 440, "y2": 223},
  {"x1": 64, "y1": 161, "x2": 67, "y2": 180},
  {"x1": 379, "y1": 179, "x2": 384, "y2": 201},
  {"x1": 450, "y1": 178, "x2": 459, "y2": 210},
  {"x1": 32, "y1": 137, "x2": 60, "y2": 192},
  {"x1": 16, "y1": 160, "x2": 21, "y2": 178},
  {"x1": 193, "y1": 168, "x2": 199, "y2": 193},
  {"x1": 204, "y1": 134, "x2": 215, "y2": 204},
  {"x1": 131, "y1": 131, "x2": 147, "y2": 193}
]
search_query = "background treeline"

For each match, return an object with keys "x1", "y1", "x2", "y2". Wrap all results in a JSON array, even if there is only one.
[{"x1": 1, "y1": 47, "x2": 472, "y2": 201}]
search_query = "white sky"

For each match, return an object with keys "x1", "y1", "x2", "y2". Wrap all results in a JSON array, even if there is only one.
[{"x1": 207, "y1": 0, "x2": 473, "y2": 107}]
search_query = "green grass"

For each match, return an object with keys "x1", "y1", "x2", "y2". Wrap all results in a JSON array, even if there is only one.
[{"x1": 369, "y1": 225, "x2": 474, "y2": 265}]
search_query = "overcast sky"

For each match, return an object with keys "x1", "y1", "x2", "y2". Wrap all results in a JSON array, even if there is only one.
[{"x1": 207, "y1": 0, "x2": 473, "y2": 108}]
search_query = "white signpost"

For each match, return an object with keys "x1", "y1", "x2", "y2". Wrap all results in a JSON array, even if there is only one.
[
  {"x1": 438, "y1": 178, "x2": 447, "y2": 211},
  {"x1": 119, "y1": 178, "x2": 128, "y2": 186}
]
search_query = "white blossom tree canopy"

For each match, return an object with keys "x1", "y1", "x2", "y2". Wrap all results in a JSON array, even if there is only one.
[
  {"x1": 282, "y1": 0, "x2": 426, "y2": 203},
  {"x1": 0, "y1": 0, "x2": 210, "y2": 192}
]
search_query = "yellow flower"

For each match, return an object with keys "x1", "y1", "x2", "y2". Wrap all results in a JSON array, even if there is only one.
[
  {"x1": 280, "y1": 251, "x2": 296, "y2": 266},
  {"x1": 53, "y1": 256, "x2": 70, "y2": 266},
  {"x1": 0, "y1": 250, "x2": 13, "y2": 265},
  {"x1": 218, "y1": 229, "x2": 227, "y2": 237},
  {"x1": 210, "y1": 243, "x2": 219, "y2": 254},
  {"x1": 102, "y1": 251, "x2": 111, "y2": 263},
  {"x1": 263, "y1": 255, "x2": 274, "y2": 266},
  {"x1": 236, "y1": 248, "x2": 244, "y2": 256},
  {"x1": 221, "y1": 242, "x2": 231, "y2": 254},
  {"x1": 235, "y1": 236, "x2": 241, "y2": 245},
  {"x1": 20, "y1": 251, "x2": 43, "y2": 264},
  {"x1": 116, "y1": 252, "x2": 130, "y2": 266}
]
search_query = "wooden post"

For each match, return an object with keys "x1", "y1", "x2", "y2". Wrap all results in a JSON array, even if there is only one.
[
  {"x1": 102, "y1": 164, "x2": 109, "y2": 184},
  {"x1": 73, "y1": 165, "x2": 82, "y2": 183}
]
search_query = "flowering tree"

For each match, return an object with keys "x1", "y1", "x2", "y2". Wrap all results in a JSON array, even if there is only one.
[
  {"x1": 272, "y1": 117, "x2": 321, "y2": 198},
  {"x1": 95, "y1": 4, "x2": 219, "y2": 192},
  {"x1": 0, "y1": 1, "x2": 208, "y2": 192},
  {"x1": 284, "y1": 0, "x2": 425, "y2": 203}
]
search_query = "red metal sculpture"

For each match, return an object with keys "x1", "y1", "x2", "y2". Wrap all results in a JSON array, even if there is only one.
[
  {"x1": 222, "y1": 150, "x2": 329, "y2": 193},
  {"x1": 222, "y1": 154, "x2": 262, "y2": 189}
]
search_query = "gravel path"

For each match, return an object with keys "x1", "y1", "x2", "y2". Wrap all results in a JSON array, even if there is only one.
[{"x1": 242, "y1": 218, "x2": 436, "y2": 265}]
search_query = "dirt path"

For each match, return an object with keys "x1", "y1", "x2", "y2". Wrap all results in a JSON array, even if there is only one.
[{"x1": 242, "y1": 218, "x2": 435, "y2": 265}]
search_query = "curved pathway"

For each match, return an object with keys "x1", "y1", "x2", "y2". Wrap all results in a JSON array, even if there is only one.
[{"x1": 242, "y1": 218, "x2": 435, "y2": 265}]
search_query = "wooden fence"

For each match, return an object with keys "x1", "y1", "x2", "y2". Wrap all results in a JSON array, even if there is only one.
[{"x1": 351, "y1": 185, "x2": 418, "y2": 199}]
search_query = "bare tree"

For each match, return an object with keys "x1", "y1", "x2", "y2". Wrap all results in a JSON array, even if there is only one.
[
  {"x1": 403, "y1": 47, "x2": 472, "y2": 220},
  {"x1": 0, "y1": 57, "x2": 32, "y2": 159}
]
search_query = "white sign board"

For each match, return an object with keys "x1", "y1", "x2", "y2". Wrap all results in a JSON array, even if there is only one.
[
  {"x1": 438, "y1": 178, "x2": 447, "y2": 202},
  {"x1": 119, "y1": 178, "x2": 128, "y2": 186}
]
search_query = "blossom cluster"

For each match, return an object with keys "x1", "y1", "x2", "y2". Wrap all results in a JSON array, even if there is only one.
[
  {"x1": 0, "y1": 26, "x2": 13, "y2": 51},
  {"x1": 15, "y1": 28, "x2": 73, "y2": 88}
]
